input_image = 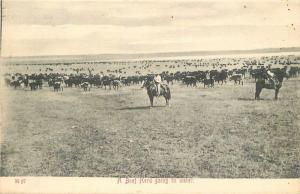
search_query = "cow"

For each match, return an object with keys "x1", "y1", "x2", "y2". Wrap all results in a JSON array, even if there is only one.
[
  {"x1": 112, "y1": 80, "x2": 122, "y2": 90},
  {"x1": 53, "y1": 81, "x2": 63, "y2": 92},
  {"x1": 229, "y1": 74, "x2": 243, "y2": 85},
  {"x1": 80, "y1": 82, "x2": 91, "y2": 92},
  {"x1": 182, "y1": 76, "x2": 197, "y2": 87}
]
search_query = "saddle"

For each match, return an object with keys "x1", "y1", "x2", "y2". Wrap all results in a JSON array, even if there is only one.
[
  {"x1": 265, "y1": 77, "x2": 279, "y2": 88},
  {"x1": 154, "y1": 83, "x2": 166, "y2": 96},
  {"x1": 154, "y1": 83, "x2": 160, "y2": 96}
]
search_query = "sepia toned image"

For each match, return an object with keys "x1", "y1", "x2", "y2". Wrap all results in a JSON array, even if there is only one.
[{"x1": 0, "y1": 0, "x2": 299, "y2": 188}]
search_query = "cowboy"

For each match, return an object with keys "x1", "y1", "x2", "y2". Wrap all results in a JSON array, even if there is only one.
[
  {"x1": 153, "y1": 74, "x2": 162, "y2": 95},
  {"x1": 205, "y1": 71, "x2": 210, "y2": 80},
  {"x1": 265, "y1": 65, "x2": 277, "y2": 86}
]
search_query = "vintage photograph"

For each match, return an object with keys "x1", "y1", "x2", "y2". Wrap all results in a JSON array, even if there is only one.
[{"x1": 0, "y1": 0, "x2": 299, "y2": 181}]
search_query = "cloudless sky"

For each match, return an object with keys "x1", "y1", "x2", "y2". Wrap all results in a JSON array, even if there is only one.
[{"x1": 2, "y1": 0, "x2": 300, "y2": 56}]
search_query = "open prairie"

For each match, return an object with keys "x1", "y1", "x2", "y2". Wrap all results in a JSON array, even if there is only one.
[{"x1": 1, "y1": 76, "x2": 299, "y2": 177}]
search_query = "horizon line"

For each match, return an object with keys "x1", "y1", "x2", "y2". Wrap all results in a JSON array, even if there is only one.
[{"x1": 2, "y1": 46, "x2": 300, "y2": 59}]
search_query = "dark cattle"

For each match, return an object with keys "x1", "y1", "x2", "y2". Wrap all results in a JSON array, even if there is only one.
[
  {"x1": 10, "y1": 80, "x2": 23, "y2": 89},
  {"x1": 229, "y1": 74, "x2": 243, "y2": 85},
  {"x1": 36, "y1": 74, "x2": 44, "y2": 89},
  {"x1": 164, "y1": 74, "x2": 174, "y2": 85},
  {"x1": 81, "y1": 82, "x2": 91, "y2": 92},
  {"x1": 214, "y1": 70, "x2": 228, "y2": 84},
  {"x1": 112, "y1": 80, "x2": 122, "y2": 90},
  {"x1": 250, "y1": 68, "x2": 264, "y2": 81},
  {"x1": 4, "y1": 78, "x2": 11, "y2": 87},
  {"x1": 64, "y1": 78, "x2": 73, "y2": 87},
  {"x1": 102, "y1": 76, "x2": 112, "y2": 90},
  {"x1": 288, "y1": 67, "x2": 299, "y2": 78},
  {"x1": 29, "y1": 80, "x2": 38, "y2": 91},
  {"x1": 203, "y1": 79, "x2": 214, "y2": 88},
  {"x1": 182, "y1": 76, "x2": 197, "y2": 87},
  {"x1": 23, "y1": 77, "x2": 29, "y2": 88},
  {"x1": 53, "y1": 81, "x2": 63, "y2": 92},
  {"x1": 48, "y1": 78, "x2": 54, "y2": 87},
  {"x1": 234, "y1": 69, "x2": 247, "y2": 78}
]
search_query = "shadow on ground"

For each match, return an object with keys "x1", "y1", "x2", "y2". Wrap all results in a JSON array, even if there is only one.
[
  {"x1": 237, "y1": 97, "x2": 276, "y2": 101},
  {"x1": 118, "y1": 105, "x2": 166, "y2": 110}
]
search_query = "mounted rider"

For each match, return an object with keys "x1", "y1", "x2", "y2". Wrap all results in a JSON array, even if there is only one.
[
  {"x1": 265, "y1": 65, "x2": 278, "y2": 86},
  {"x1": 205, "y1": 71, "x2": 210, "y2": 80},
  {"x1": 153, "y1": 74, "x2": 162, "y2": 95}
]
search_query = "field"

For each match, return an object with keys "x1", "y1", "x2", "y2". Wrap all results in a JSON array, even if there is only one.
[{"x1": 1, "y1": 76, "x2": 299, "y2": 178}]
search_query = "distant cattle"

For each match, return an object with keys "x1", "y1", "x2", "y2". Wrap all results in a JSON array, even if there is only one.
[
  {"x1": 53, "y1": 81, "x2": 63, "y2": 92},
  {"x1": 29, "y1": 81, "x2": 38, "y2": 91},
  {"x1": 112, "y1": 80, "x2": 122, "y2": 90},
  {"x1": 182, "y1": 76, "x2": 197, "y2": 87},
  {"x1": 81, "y1": 82, "x2": 91, "y2": 92},
  {"x1": 203, "y1": 79, "x2": 214, "y2": 88}
]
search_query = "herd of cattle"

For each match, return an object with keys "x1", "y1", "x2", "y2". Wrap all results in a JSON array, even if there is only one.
[
  {"x1": 3, "y1": 56, "x2": 300, "y2": 92},
  {"x1": 3, "y1": 65, "x2": 299, "y2": 92}
]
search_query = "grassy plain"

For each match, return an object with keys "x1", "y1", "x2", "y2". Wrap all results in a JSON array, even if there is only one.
[{"x1": 1, "y1": 78, "x2": 299, "y2": 177}]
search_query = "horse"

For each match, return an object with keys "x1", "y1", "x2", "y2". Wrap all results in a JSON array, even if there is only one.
[
  {"x1": 255, "y1": 68, "x2": 288, "y2": 100},
  {"x1": 142, "y1": 79, "x2": 171, "y2": 107}
]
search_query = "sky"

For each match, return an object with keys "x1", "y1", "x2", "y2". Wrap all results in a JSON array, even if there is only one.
[{"x1": 2, "y1": 0, "x2": 300, "y2": 56}]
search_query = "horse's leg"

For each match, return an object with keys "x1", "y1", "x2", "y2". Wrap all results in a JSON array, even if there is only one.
[
  {"x1": 255, "y1": 87, "x2": 262, "y2": 100},
  {"x1": 149, "y1": 96, "x2": 154, "y2": 107},
  {"x1": 163, "y1": 92, "x2": 169, "y2": 106},
  {"x1": 164, "y1": 95, "x2": 168, "y2": 106},
  {"x1": 275, "y1": 88, "x2": 279, "y2": 100}
]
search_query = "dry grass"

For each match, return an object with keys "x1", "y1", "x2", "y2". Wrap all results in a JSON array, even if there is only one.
[{"x1": 1, "y1": 78, "x2": 299, "y2": 177}]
